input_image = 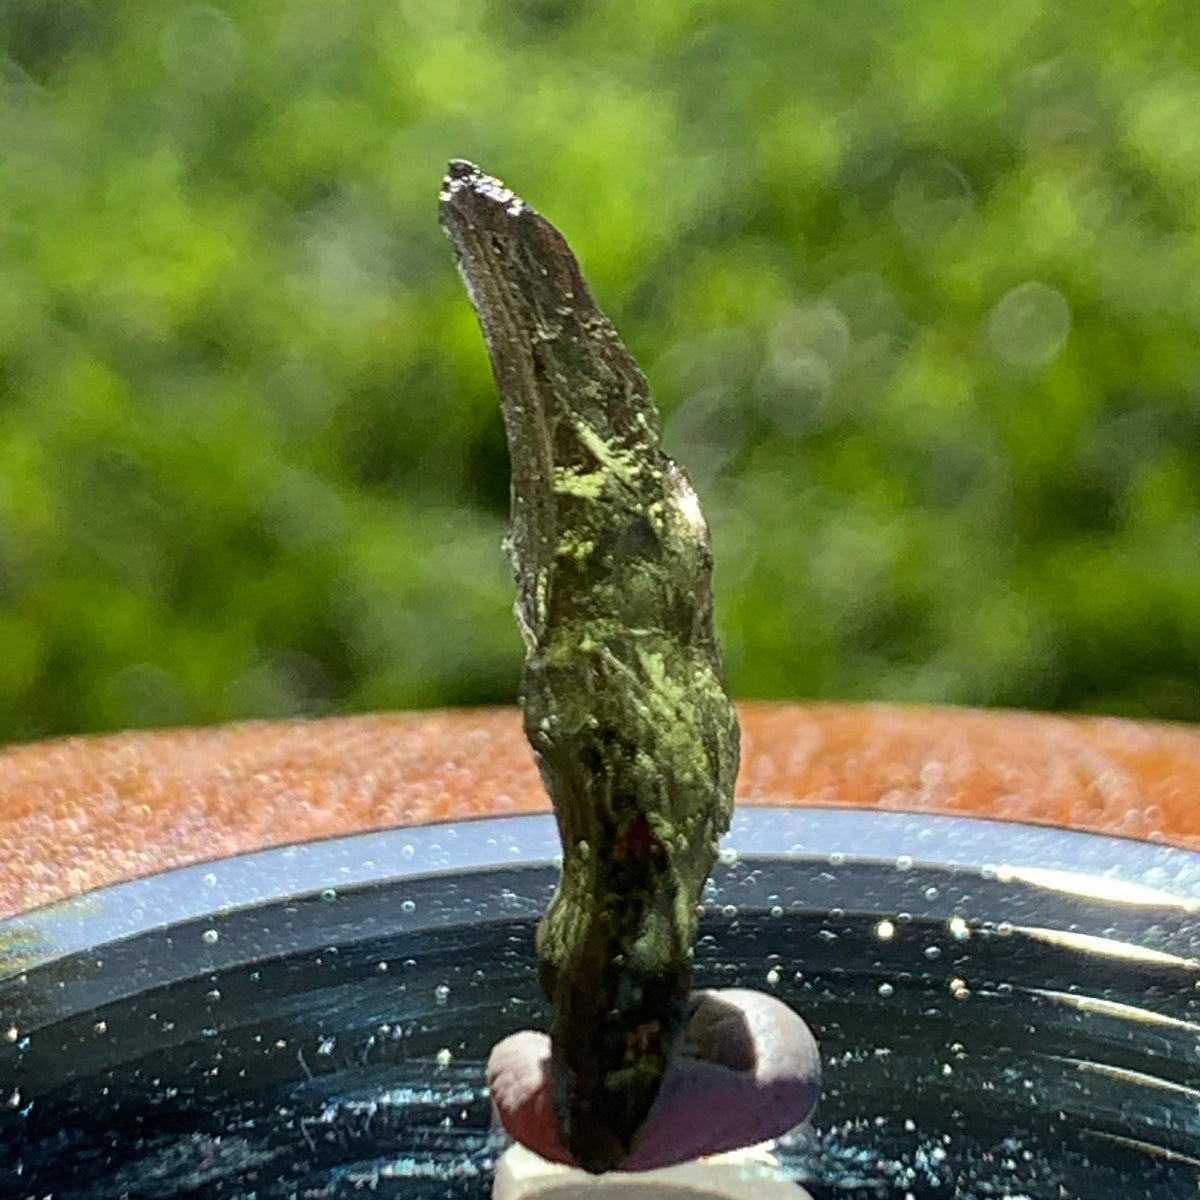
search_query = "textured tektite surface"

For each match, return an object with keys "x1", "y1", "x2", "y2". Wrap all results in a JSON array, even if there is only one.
[{"x1": 440, "y1": 162, "x2": 739, "y2": 1171}]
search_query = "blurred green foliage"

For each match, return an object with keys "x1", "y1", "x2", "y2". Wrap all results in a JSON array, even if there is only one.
[{"x1": 2, "y1": 0, "x2": 1199, "y2": 743}]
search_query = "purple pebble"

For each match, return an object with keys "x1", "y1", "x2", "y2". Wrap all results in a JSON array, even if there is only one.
[{"x1": 488, "y1": 987, "x2": 821, "y2": 1172}]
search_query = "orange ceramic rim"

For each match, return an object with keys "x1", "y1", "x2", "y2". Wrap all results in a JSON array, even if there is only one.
[{"x1": 2, "y1": 701, "x2": 1199, "y2": 919}]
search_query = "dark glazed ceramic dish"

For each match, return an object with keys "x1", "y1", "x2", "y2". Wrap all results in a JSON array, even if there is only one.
[{"x1": 2, "y1": 806, "x2": 1198, "y2": 1198}]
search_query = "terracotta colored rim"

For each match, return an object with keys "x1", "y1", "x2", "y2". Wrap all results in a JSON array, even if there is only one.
[{"x1": 2, "y1": 701, "x2": 1199, "y2": 919}]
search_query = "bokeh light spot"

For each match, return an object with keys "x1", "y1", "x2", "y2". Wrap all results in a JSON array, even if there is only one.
[
  {"x1": 159, "y1": 6, "x2": 243, "y2": 94},
  {"x1": 987, "y1": 281, "x2": 1071, "y2": 368}
]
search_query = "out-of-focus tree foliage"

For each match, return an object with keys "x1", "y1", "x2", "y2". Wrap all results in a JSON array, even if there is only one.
[{"x1": 1, "y1": 0, "x2": 1199, "y2": 743}]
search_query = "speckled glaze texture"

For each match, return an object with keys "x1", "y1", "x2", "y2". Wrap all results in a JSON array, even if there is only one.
[{"x1": 2, "y1": 702, "x2": 1199, "y2": 918}]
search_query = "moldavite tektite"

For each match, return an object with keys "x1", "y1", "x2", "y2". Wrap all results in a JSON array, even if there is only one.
[{"x1": 439, "y1": 161, "x2": 739, "y2": 1173}]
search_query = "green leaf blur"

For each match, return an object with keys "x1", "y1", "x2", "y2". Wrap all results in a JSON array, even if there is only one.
[{"x1": 2, "y1": 0, "x2": 1198, "y2": 741}]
